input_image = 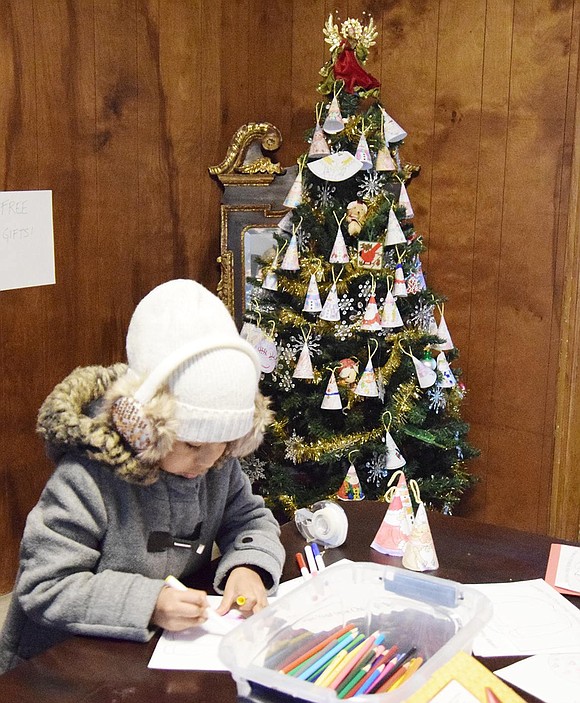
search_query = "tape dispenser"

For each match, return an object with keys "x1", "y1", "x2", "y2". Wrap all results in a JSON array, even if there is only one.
[{"x1": 294, "y1": 500, "x2": 348, "y2": 548}]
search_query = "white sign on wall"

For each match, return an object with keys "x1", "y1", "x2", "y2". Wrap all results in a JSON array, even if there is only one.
[{"x1": 0, "y1": 190, "x2": 55, "y2": 292}]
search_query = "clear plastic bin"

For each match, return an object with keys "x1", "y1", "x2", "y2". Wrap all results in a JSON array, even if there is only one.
[{"x1": 219, "y1": 562, "x2": 492, "y2": 702}]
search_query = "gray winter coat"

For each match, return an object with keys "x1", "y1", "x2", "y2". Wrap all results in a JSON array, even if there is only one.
[{"x1": 0, "y1": 365, "x2": 284, "y2": 674}]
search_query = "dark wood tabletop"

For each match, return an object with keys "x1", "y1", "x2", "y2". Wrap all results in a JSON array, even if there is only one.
[{"x1": 1, "y1": 501, "x2": 577, "y2": 702}]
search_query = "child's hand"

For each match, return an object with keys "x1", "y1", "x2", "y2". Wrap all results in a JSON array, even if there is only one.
[
  {"x1": 151, "y1": 585, "x2": 210, "y2": 631},
  {"x1": 217, "y1": 566, "x2": 268, "y2": 616}
]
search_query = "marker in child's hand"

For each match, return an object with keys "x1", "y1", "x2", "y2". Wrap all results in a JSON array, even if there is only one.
[
  {"x1": 236, "y1": 595, "x2": 247, "y2": 607},
  {"x1": 295, "y1": 552, "x2": 310, "y2": 580},
  {"x1": 164, "y1": 575, "x2": 230, "y2": 633}
]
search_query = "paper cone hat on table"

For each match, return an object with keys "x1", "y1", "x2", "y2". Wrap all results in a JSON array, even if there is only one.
[
  {"x1": 436, "y1": 351, "x2": 456, "y2": 388},
  {"x1": 280, "y1": 233, "x2": 300, "y2": 271},
  {"x1": 323, "y1": 95, "x2": 345, "y2": 134},
  {"x1": 321, "y1": 370, "x2": 342, "y2": 410},
  {"x1": 283, "y1": 171, "x2": 303, "y2": 208},
  {"x1": 337, "y1": 463, "x2": 365, "y2": 501},
  {"x1": 385, "y1": 210, "x2": 407, "y2": 246},
  {"x1": 375, "y1": 145, "x2": 397, "y2": 172},
  {"x1": 320, "y1": 283, "x2": 341, "y2": 322},
  {"x1": 308, "y1": 123, "x2": 331, "y2": 159},
  {"x1": 303, "y1": 274, "x2": 322, "y2": 313},
  {"x1": 329, "y1": 227, "x2": 350, "y2": 264},
  {"x1": 293, "y1": 342, "x2": 314, "y2": 379},
  {"x1": 361, "y1": 294, "x2": 382, "y2": 331},
  {"x1": 388, "y1": 470, "x2": 413, "y2": 523},
  {"x1": 434, "y1": 314, "x2": 454, "y2": 351},
  {"x1": 355, "y1": 358, "x2": 379, "y2": 397},
  {"x1": 411, "y1": 353, "x2": 437, "y2": 388},
  {"x1": 402, "y1": 501, "x2": 439, "y2": 572},
  {"x1": 380, "y1": 290, "x2": 404, "y2": 329},
  {"x1": 385, "y1": 432, "x2": 406, "y2": 470},
  {"x1": 371, "y1": 494, "x2": 411, "y2": 556},
  {"x1": 262, "y1": 270, "x2": 278, "y2": 291},
  {"x1": 398, "y1": 183, "x2": 414, "y2": 219},
  {"x1": 393, "y1": 263, "x2": 408, "y2": 297},
  {"x1": 382, "y1": 108, "x2": 407, "y2": 143},
  {"x1": 355, "y1": 133, "x2": 373, "y2": 170}
]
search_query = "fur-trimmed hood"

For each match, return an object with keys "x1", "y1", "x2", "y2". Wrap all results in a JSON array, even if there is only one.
[{"x1": 37, "y1": 365, "x2": 273, "y2": 485}]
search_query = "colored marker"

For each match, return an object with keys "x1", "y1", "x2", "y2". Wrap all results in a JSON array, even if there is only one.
[
  {"x1": 295, "y1": 552, "x2": 310, "y2": 580},
  {"x1": 311, "y1": 542, "x2": 326, "y2": 571},
  {"x1": 235, "y1": 595, "x2": 247, "y2": 606},
  {"x1": 304, "y1": 543, "x2": 318, "y2": 573}
]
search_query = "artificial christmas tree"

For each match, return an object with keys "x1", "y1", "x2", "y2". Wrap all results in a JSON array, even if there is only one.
[{"x1": 241, "y1": 14, "x2": 478, "y2": 517}]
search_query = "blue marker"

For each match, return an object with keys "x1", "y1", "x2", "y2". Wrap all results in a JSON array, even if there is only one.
[{"x1": 310, "y1": 542, "x2": 326, "y2": 571}]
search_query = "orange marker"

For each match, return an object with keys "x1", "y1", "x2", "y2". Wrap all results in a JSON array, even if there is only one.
[{"x1": 295, "y1": 552, "x2": 310, "y2": 580}]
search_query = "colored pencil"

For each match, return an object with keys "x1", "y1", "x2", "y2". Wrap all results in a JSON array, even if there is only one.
[
  {"x1": 369, "y1": 647, "x2": 417, "y2": 694},
  {"x1": 336, "y1": 650, "x2": 378, "y2": 699},
  {"x1": 343, "y1": 644, "x2": 399, "y2": 697},
  {"x1": 327, "y1": 631, "x2": 381, "y2": 690},
  {"x1": 280, "y1": 624, "x2": 355, "y2": 673},
  {"x1": 388, "y1": 656, "x2": 423, "y2": 691},
  {"x1": 337, "y1": 662, "x2": 373, "y2": 699},
  {"x1": 307, "y1": 634, "x2": 365, "y2": 683},
  {"x1": 297, "y1": 629, "x2": 359, "y2": 680},
  {"x1": 289, "y1": 631, "x2": 357, "y2": 678}
]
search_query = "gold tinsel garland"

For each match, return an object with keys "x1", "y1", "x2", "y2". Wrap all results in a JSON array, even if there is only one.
[
  {"x1": 391, "y1": 379, "x2": 421, "y2": 426},
  {"x1": 284, "y1": 427, "x2": 383, "y2": 464}
]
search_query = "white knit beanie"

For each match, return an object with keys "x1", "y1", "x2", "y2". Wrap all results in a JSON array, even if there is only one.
[{"x1": 125, "y1": 279, "x2": 261, "y2": 443}]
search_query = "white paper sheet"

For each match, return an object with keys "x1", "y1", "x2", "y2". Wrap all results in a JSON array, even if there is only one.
[
  {"x1": 471, "y1": 579, "x2": 580, "y2": 656},
  {"x1": 495, "y1": 653, "x2": 580, "y2": 703}
]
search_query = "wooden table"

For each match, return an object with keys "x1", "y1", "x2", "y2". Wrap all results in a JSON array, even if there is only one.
[{"x1": 1, "y1": 501, "x2": 577, "y2": 702}]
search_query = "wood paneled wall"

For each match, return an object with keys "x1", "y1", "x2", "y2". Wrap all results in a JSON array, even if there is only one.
[{"x1": 0, "y1": 0, "x2": 578, "y2": 593}]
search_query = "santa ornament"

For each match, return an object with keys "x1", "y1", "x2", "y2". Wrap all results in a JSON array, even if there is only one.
[{"x1": 337, "y1": 455, "x2": 365, "y2": 500}]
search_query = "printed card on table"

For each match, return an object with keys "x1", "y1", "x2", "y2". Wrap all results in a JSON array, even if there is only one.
[{"x1": 545, "y1": 543, "x2": 580, "y2": 596}]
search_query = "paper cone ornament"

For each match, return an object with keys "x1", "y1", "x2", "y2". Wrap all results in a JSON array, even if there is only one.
[
  {"x1": 329, "y1": 227, "x2": 350, "y2": 264},
  {"x1": 280, "y1": 233, "x2": 300, "y2": 271},
  {"x1": 293, "y1": 342, "x2": 314, "y2": 379},
  {"x1": 434, "y1": 314, "x2": 454, "y2": 351},
  {"x1": 370, "y1": 494, "x2": 411, "y2": 556},
  {"x1": 392, "y1": 263, "x2": 408, "y2": 297},
  {"x1": 385, "y1": 432, "x2": 406, "y2": 469},
  {"x1": 382, "y1": 108, "x2": 407, "y2": 143},
  {"x1": 389, "y1": 471, "x2": 414, "y2": 523},
  {"x1": 402, "y1": 502, "x2": 439, "y2": 572},
  {"x1": 278, "y1": 210, "x2": 294, "y2": 233},
  {"x1": 385, "y1": 210, "x2": 407, "y2": 246},
  {"x1": 337, "y1": 463, "x2": 365, "y2": 501},
  {"x1": 262, "y1": 270, "x2": 278, "y2": 291},
  {"x1": 355, "y1": 358, "x2": 379, "y2": 397},
  {"x1": 308, "y1": 123, "x2": 330, "y2": 159},
  {"x1": 411, "y1": 353, "x2": 437, "y2": 388},
  {"x1": 323, "y1": 95, "x2": 345, "y2": 134},
  {"x1": 308, "y1": 151, "x2": 362, "y2": 182},
  {"x1": 398, "y1": 183, "x2": 414, "y2": 219},
  {"x1": 283, "y1": 172, "x2": 303, "y2": 208},
  {"x1": 380, "y1": 290, "x2": 404, "y2": 329},
  {"x1": 375, "y1": 145, "x2": 397, "y2": 172},
  {"x1": 254, "y1": 336, "x2": 278, "y2": 374},
  {"x1": 303, "y1": 274, "x2": 322, "y2": 313},
  {"x1": 240, "y1": 321, "x2": 264, "y2": 347},
  {"x1": 361, "y1": 294, "x2": 382, "y2": 331},
  {"x1": 321, "y1": 370, "x2": 342, "y2": 410},
  {"x1": 320, "y1": 283, "x2": 341, "y2": 322},
  {"x1": 428, "y1": 314, "x2": 439, "y2": 336},
  {"x1": 355, "y1": 133, "x2": 373, "y2": 170},
  {"x1": 416, "y1": 258, "x2": 427, "y2": 290},
  {"x1": 437, "y1": 351, "x2": 456, "y2": 388}
]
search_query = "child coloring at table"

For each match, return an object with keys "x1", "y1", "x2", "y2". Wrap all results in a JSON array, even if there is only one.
[{"x1": 0, "y1": 279, "x2": 285, "y2": 674}]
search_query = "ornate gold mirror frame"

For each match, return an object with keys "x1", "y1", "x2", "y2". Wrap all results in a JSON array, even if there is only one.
[{"x1": 209, "y1": 123, "x2": 297, "y2": 326}]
